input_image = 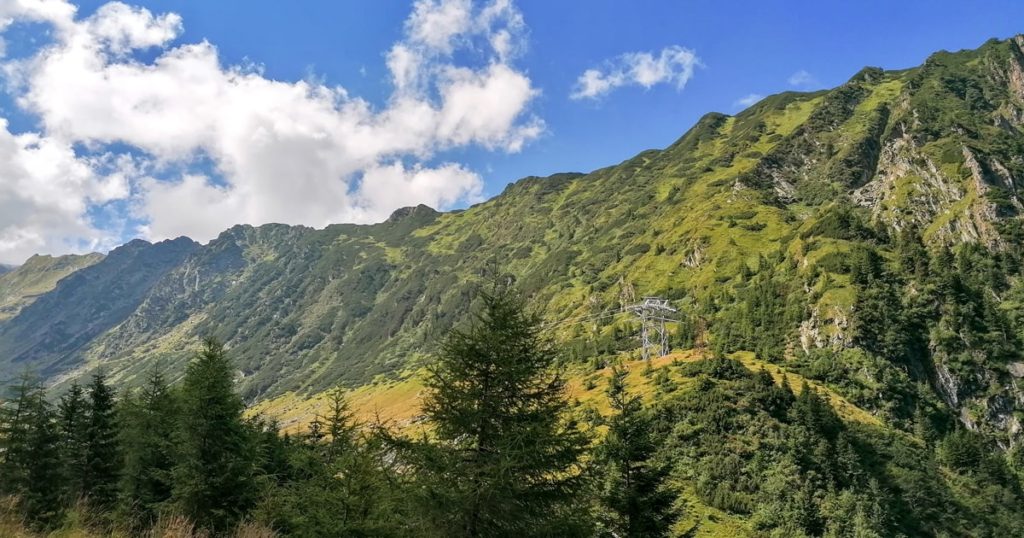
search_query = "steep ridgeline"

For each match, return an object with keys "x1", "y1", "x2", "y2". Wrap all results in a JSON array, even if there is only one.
[
  {"x1": 0, "y1": 253, "x2": 103, "y2": 321},
  {"x1": 2, "y1": 36, "x2": 1024, "y2": 446},
  {"x1": 0, "y1": 238, "x2": 197, "y2": 379}
]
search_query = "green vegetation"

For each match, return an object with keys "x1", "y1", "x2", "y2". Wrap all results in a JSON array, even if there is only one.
[
  {"x1": 392, "y1": 285, "x2": 591, "y2": 537},
  {"x1": 1, "y1": 35, "x2": 1024, "y2": 537},
  {"x1": 3, "y1": 284, "x2": 1023, "y2": 536}
]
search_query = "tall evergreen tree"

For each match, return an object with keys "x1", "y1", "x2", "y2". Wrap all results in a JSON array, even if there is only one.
[
  {"x1": 402, "y1": 284, "x2": 591, "y2": 537},
  {"x1": 119, "y1": 369, "x2": 179, "y2": 527},
  {"x1": 82, "y1": 372, "x2": 120, "y2": 512},
  {"x1": 57, "y1": 382, "x2": 88, "y2": 503},
  {"x1": 596, "y1": 367, "x2": 675, "y2": 537},
  {"x1": 0, "y1": 375, "x2": 35, "y2": 494},
  {"x1": 323, "y1": 386, "x2": 355, "y2": 464},
  {"x1": 0, "y1": 375, "x2": 62, "y2": 527},
  {"x1": 173, "y1": 338, "x2": 256, "y2": 532}
]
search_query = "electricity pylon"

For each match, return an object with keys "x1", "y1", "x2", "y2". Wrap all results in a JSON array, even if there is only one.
[{"x1": 625, "y1": 297, "x2": 677, "y2": 360}]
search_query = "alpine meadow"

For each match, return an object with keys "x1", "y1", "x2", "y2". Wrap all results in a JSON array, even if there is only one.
[{"x1": 1, "y1": 1, "x2": 1024, "y2": 536}]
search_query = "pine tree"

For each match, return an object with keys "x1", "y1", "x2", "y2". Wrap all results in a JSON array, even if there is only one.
[
  {"x1": 119, "y1": 369, "x2": 179, "y2": 527},
  {"x1": 82, "y1": 372, "x2": 120, "y2": 512},
  {"x1": 403, "y1": 284, "x2": 591, "y2": 537},
  {"x1": 173, "y1": 338, "x2": 256, "y2": 532},
  {"x1": 57, "y1": 382, "x2": 88, "y2": 504},
  {"x1": 596, "y1": 367, "x2": 675, "y2": 537}
]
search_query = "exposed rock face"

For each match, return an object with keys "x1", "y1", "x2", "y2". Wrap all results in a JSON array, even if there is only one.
[
  {"x1": 1008, "y1": 36, "x2": 1024, "y2": 102},
  {"x1": 682, "y1": 238, "x2": 708, "y2": 268},
  {"x1": 799, "y1": 306, "x2": 851, "y2": 353},
  {"x1": 935, "y1": 361, "x2": 961, "y2": 408}
]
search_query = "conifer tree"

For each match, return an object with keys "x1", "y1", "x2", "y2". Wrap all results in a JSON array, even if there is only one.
[
  {"x1": 403, "y1": 284, "x2": 590, "y2": 537},
  {"x1": 83, "y1": 372, "x2": 120, "y2": 512},
  {"x1": 323, "y1": 386, "x2": 355, "y2": 464},
  {"x1": 57, "y1": 382, "x2": 88, "y2": 503},
  {"x1": 0, "y1": 375, "x2": 33, "y2": 493},
  {"x1": 0, "y1": 375, "x2": 62, "y2": 527},
  {"x1": 119, "y1": 369, "x2": 179, "y2": 526},
  {"x1": 23, "y1": 394, "x2": 62, "y2": 527},
  {"x1": 596, "y1": 367, "x2": 675, "y2": 537},
  {"x1": 173, "y1": 338, "x2": 255, "y2": 532}
]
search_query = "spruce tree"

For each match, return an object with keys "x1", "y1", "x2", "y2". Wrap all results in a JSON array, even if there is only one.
[
  {"x1": 0, "y1": 375, "x2": 36, "y2": 494},
  {"x1": 0, "y1": 375, "x2": 62, "y2": 527},
  {"x1": 173, "y1": 338, "x2": 255, "y2": 532},
  {"x1": 83, "y1": 372, "x2": 120, "y2": 512},
  {"x1": 596, "y1": 367, "x2": 675, "y2": 537},
  {"x1": 404, "y1": 284, "x2": 590, "y2": 537},
  {"x1": 119, "y1": 369, "x2": 179, "y2": 527},
  {"x1": 323, "y1": 386, "x2": 355, "y2": 464},
  {"x1": 57, "y1": 382, "x2": 88, "y2": 503}
]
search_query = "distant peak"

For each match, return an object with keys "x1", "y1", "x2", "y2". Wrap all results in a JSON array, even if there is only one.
[
  {"x1": 847, "y1": 66, "x2": 885, "y2": 85},
  {"x1": 124, "y1": 238, "x2": 153, "y2": 248},
  {"x1": 158, "y1": 236, "x2": 202, "y2": 248},
  {"x1": 387, "y1": 204, "x2": 439, "y2": 223}
]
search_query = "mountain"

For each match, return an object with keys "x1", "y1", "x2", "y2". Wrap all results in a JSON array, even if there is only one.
[
  {"x1": 2, "y1": 36, "x2": 1024, "y2": 448},
  {"x1": 0, "y1": 253, "x2": 103, "y2": 322},
  {"x1": 0, "y1": 239, "x2": 196, "y2": 379},
  {"x1": 2, "y1": 35, "x2": 1024, "y2": 538}
]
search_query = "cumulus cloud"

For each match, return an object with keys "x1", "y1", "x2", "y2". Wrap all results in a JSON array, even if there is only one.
[
  {"x1": 0, "y1": 0, "x2": 542, "y2": 262},
  {"x1": 733, "y1": 93, "x2": 764, "y2": 109},
  {"x1": 570, "y1": 45, "x2": 700, "y2": 100},
  {"x1": 788, "y1": 69, "x2": 818, "y2": 88},
  {"x1": 0, "y1": 118, "x2": 125, "y2": 263}
]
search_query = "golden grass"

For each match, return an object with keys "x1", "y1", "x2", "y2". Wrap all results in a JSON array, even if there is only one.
[{"x1": 253, "y1": 347, "x2": 881, "y2": 436}]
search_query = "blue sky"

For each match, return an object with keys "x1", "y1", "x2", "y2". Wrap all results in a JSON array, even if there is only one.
[{"x1": 0, "y1": 0, "x2": 1022, "y2": 263}]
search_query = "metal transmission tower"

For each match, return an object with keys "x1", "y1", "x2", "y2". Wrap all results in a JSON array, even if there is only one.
[{"x1": 626, "y1": 297, "x2": 677, "y2": 360}]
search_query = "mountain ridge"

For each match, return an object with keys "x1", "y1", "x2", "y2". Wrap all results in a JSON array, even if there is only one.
[{"x1": 1, "y1": 35, "x2": 1023, "y2": 450}]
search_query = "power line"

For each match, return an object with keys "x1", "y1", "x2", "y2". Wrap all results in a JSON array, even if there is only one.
[{"x1": 540, "y1": 308, "x2": 622, "y2": 328}]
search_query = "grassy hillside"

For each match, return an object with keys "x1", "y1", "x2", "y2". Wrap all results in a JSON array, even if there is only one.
[
  {"x1": 0, "y1": 36, "x2": 1022, "y2": 448},
  {"x1": 250, "y1": 350, "x2": 879, "y2": 435},
  {"x1": 0, "y1": 35, "x2": 1023, "y2": 538}
]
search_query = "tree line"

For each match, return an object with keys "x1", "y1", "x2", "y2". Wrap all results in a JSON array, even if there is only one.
[
  {"x1": 2, "y1": 280, "x2": 1023, "y2": 537},
  {"x1": 0, "y1": 285, "x2": 674, "y2": 537}
]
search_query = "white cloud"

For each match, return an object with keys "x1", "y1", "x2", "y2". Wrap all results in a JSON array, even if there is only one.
[
  {"x1": 571, "y1": 45, "x2": 701, "y2": 100},
  {"x1": 0, "y1": 0, "x2": 542, "y2": 261},
  {"x1": 354, "y1": 161, "x2": 483, "y2": 218},
  {"x1": 404, "y1": 0, "x2": 473, "y2": 54},
  {"x1": 0, "y1": 118, "x2": 123, "y2": 263},
  {"x1": 788, "y1": 69, "x2": 818, "y2": 88},
  {"x1": 733, "y1": 93, "x2": 764, "y2": 109},
  {"x1": 85, "y1": 2, "x2": 181, "y2": 54}
]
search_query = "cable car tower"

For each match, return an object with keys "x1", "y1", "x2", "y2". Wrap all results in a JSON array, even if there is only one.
[{"x1": 626, "y1": 297, "x2": 677, "y2": 360}]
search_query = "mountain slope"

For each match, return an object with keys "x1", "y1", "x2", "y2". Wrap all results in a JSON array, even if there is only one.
[
  {"x1": 0, "y1": 238, "x2": 197, "y2": 378},
  {"x1": 0, "y1": 36, "x2": 1022, "y2": 449},
  {"x1": 0, "y1": 253, "x2": 103, "y2": 322}
]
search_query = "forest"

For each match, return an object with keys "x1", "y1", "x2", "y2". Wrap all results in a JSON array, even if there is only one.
[{"x1": 2, "y1": 282, "x2": 1023, "y2": 537}]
